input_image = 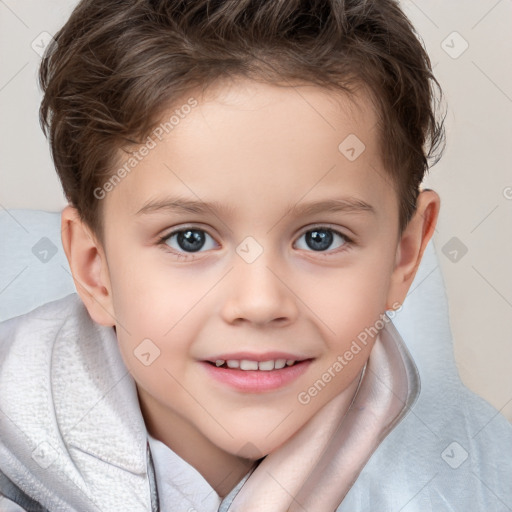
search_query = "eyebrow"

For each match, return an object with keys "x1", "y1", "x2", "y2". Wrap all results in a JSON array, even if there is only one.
[
  {"x1": 136, "y1": 196, "x2": 376, "y2": 217},
  {"x1": 136, "y1": 197, "x2": 235, "y2": 217},
  {"x1": 290, "y1": 197, "x2": 375, "y2": 217}
]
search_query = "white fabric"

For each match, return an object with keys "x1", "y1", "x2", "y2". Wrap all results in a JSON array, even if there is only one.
[
  {"x1": 0, "y1": 296, "x2": 152, "y2": 511},
  {"x1": 147, "y1": 433, "x2": 223, "y2": 511},
  {"x1": 0, "y1": 496, "x2": 27, "y2": 512}
]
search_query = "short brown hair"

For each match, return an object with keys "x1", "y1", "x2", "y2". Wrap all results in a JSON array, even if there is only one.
[{"x1": 39, "y1": 0, "x2": 445, "y2": 240}]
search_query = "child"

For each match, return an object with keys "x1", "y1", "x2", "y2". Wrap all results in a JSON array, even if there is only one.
[{"x1": 1, "y1": 0, "x2": 511, "y2": 510}]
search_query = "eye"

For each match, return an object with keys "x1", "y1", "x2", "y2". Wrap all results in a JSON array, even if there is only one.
[
  {"x1": 159, "y1": 227, "x2": 218, "y2": 257},
  {"x1": 294, "y1": 227, "x2": 352, "y2": 253}
]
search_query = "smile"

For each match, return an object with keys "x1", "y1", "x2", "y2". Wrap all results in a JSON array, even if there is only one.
[
  {"x1": 200, "y1": 357, "x2": 313, "y2": 392},
  {"x1": 212, "y1": 358, "x2": 297, "y2": 370}
]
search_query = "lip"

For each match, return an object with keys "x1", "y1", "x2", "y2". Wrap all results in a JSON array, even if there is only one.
[{"x1": 200, "y1": 358, "x2": 313, "y2": 393}]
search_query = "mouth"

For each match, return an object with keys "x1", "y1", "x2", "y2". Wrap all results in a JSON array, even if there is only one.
[
  {"x1": 200, "y1": 354, "x2": 314, "y2": 392},
  {"x1": 206, "y1": 358, "x2": 301, "y2": 371}
]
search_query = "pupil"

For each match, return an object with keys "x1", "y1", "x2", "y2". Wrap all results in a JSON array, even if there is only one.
[
  {"x1": 307, "y1": 229, "x2": 333, "y2": 251},
  {"x1": 178, "y1": 230, "x2": 205, "y2": 252}
]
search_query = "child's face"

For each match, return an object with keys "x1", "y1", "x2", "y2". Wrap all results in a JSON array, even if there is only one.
[{"x1": 77, "y1": 78, "x2": 418, "y2": 459}]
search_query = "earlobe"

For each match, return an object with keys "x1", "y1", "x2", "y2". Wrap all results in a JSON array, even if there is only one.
[
  {"x1": 61, "y1": 205, "x2": 115, "y2": 326},
  {"x1": 385, "y1": 189, "x2": 440, "y2": 310}
]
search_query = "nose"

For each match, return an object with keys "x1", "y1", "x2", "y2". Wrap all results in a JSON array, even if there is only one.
[{"x1": 220, "y1": 252, "x2": 299, "y2": 327}]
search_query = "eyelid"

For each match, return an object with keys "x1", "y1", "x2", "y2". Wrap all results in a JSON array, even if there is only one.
[
  {"x1": 157, "y1": 223, "x2": 218, "y2": 242},
  {"x1": 295, "y1": 223, "x2": 354, "y2": 243}
]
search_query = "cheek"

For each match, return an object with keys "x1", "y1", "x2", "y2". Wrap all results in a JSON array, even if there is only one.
[
  {"x1": 304, "y1": 263, "x2": 392, "y2": 340},
  {"x1": 114, "y1": 318, "x2": 193, "y2": 406},
  {"x1": 105, "y1": 246, "x2": 187, "y2": 332}
]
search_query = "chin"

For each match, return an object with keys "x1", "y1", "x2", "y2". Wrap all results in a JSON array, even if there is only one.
[{"x1": 213, "y1": 424, "x2": 297, "y2": 460}]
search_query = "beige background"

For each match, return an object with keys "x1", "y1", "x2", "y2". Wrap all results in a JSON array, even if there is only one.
[{"x1": 0, "y1": 0, "x2": 511, "y2": 422}]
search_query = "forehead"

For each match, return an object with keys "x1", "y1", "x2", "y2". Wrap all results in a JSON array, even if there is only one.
[{"x1": 105, "y1": 77, "x2": 397, "y2": 228}]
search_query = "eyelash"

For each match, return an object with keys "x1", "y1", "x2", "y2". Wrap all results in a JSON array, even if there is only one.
[{"x1": 156, "y1": 225, "x2": 354, "y2": 260}]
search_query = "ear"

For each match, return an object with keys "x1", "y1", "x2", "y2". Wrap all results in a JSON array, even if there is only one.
[
  {"x1": 61, "y1": 205, "x2": 115, "y2": 326},
  {"x1": 386, "y1": 189, "x2": 440, "y2": 310}
]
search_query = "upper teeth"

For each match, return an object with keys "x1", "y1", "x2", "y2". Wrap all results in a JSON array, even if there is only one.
[{"x1": 215, "y1": 359, "x2": 296, "y2": 370}]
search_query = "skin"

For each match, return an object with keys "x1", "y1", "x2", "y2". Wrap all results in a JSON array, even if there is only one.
[{"x1": 61, "y1": 77, "x2": 440, "y2": 497}]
